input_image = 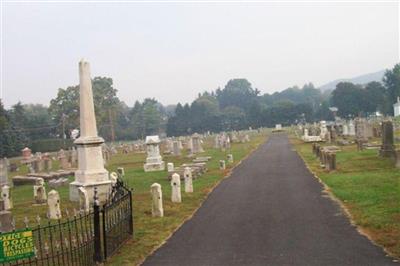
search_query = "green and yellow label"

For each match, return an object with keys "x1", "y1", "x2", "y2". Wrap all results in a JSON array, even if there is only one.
[{"x1": 0, "y1": 229, "x2": 35, "y2": 262}]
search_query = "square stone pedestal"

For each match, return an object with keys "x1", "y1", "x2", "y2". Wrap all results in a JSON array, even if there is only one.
[{"x1": 69, "y1": 180, "x2": 112, "y2": 204}]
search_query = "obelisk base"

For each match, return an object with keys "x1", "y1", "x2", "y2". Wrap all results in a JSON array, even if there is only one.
[{"x1": 70, "y1": 179, "x2": 112, "y2": 204}]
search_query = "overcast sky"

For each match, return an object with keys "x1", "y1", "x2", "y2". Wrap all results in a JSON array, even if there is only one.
[{"x1": 2, "y1": 1, "x2": 399, "y2": 108}]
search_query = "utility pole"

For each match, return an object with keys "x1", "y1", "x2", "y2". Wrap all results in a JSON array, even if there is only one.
[
  {"x1": 109, "y1": 108, "x2": 115, "y2": 142},
  {"x1": 61, "y1": 113, "x2": 66, "y2": 148}
]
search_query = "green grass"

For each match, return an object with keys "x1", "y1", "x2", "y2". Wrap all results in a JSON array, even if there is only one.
[
  {"x1": 291, "y1": 136, "x2": 400, "y2": 258},
  {"x1": 7, "y1": 132, "x2": 268, "y2": 265}
]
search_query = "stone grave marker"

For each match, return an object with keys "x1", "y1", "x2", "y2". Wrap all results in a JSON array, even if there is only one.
[
  {"x1": 48, "y1": 190, "x2": 61, "y2": 219},
  {"x1": 1, "y1": 185, "x2": 12, "y2": 211},
  {"x1": 33, "y1": 178, "x2": 47, "y2": 205},
  {"x1": 219, "y1": 160, "x2": 226, "y2": 170},
  {"x1": 144, "y1": 136, "x2": 165, "y2": 172},
  {"x1": 184, "y1": 167, "x2": 193, "y2": 193},
  {"x1": 171, "y1": 173, "x2": 181, "y2": 203},
  {"x1": 78, "y1": 187, "x2": 90, "y2": 213},
  {"x1": 151, "y1": 183, "x2": 163, "y2": 217}
]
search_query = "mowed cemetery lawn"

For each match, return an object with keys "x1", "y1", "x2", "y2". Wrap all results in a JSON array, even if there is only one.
[
  {"x1": 5, "y1": 131, "x2": 268, "y2": 265},
  {"x1": 291, "y1": 136, "x2": 400, "y2": 259}
]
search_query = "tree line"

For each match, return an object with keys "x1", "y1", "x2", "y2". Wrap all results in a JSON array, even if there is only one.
[{"x1": 1, "y1": 63, "x2": 399, "y2": 157}]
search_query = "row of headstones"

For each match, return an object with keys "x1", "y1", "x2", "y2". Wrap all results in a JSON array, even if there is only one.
[
  {"x1": 312, "y1": 144, "x2": 337, "y2": 172},
  {"x1": 151, "y1": 170, "x2": 193, "y2": 217},
  {"x1": 151, "y1": 154, "x2": 234, "y2": 217},
  {"x1": 20, "y1": 148, "x2": 78, "y2": 173},
  {"x1": 300, "y1": 118, "x2": 386, "y2": 144},
  {"x1": 214, "y1": 132, "x2": 250, "y2": 150}
]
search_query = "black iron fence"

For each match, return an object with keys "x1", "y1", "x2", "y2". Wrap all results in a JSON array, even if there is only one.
[{"x1": 1, "y1": 180, "x2": 133, "y2": 266}]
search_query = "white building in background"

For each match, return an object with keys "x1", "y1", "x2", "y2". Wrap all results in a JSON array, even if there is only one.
[{"x1": 394, "y1": 97, "x2": 400, "y2": 117}]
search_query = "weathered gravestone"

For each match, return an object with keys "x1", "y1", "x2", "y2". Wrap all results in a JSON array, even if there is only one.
[
  {"x1": 191, "y1": 133, "x2": 204, "y2": 154},
  {"x1": 151, "y1": 183, "x2": 163, "y2": 217},
  {"x1": 227, "y1": 154, "x2": 234, "y2": 164},
  {"x1": 379, "y1": 121, "x2": 395, "y2": 158},
  {"x1": 58, "y1": 149, "x2": 69, "y2": 170},
  {"x1": 184, "y1": 167, "x2": 193, "y2": 193},
  {"x1": 171, "y1": 173, "x2": 181, "y2": 203},
  {"x1": 33, "y1": 178, "x2": 46, "y2": 205},
  {"x1": 219, "y1": 160, "x2": 226, "y2": 170},
  {"x1": 1, "y1": 185, "x2": 12, "y2": 211},
  {"x1": 167, "y1": 162, "x2": 174, "y2": 172},
  {"x1": 43, "y1": 153, "x2": 52, "y2": 172},
  {"x1": 172, "y1": 141, "x2": 181, "y2": 156},
  {"x1": 143, "y1": 136, "x2": 165, "y2": 172},
  {"x1": 78, "y1": 187, "x2": 90, "y2": 213},
  {"x1": 48, "y1": 190, "x2": 61, "y2": 219}
]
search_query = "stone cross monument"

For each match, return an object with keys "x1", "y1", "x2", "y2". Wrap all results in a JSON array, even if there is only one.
[{"x1": 69, "y1": 60, "x2": 111, "y2": 203}]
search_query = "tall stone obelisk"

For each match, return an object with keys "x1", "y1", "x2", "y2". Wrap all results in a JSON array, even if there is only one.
[{"x1": 69, "y1": 60, "x2": 111, "y2": 203}]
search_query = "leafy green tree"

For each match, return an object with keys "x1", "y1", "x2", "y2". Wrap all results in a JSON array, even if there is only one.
[
  {"x1": 0, "y1": 100, "x2": 26, "y2": 157},
  {"x1": 383, "y1": 63, "x2": 400, "y2": 113},
  {"x1": 363, "y1": 81, "x2": 386, "y2": 114},
  {"x1": 331, "y1": 82, "x2": 364, "y2": 117},
  {"x1": 216, "y1": 79, "x2": 259, "y2": 112},
  {"x1": 49, "y1": 77, "x2": 121, "y2": 140}
]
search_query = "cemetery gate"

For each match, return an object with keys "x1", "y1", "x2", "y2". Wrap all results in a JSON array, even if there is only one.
[{"x1": 0, "y1": 180, "x2": 133, "y2": 266}]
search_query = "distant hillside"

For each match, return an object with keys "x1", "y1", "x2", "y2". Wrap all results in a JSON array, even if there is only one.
[{"x1": 318, "y1": 70, "x2": 385, "y2": 92}]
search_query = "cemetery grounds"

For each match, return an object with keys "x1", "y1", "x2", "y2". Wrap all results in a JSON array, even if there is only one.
[
  {"x1": 7, "y1": 130, "x2": 268, "y2": 265},
  {"x1": 290, "y1": 133, "x2": 400, "y2": 260}
]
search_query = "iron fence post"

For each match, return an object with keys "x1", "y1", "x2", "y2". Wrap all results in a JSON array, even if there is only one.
[
  {"x1": 128, "y1": 189, "x2": 134, "y2": 235},
  {"x1": 93, "y1": 187, "x2": 103, "y2": 264}
]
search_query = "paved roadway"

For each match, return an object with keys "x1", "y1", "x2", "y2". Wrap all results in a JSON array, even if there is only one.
[{"x1": 143, "y1": 134, "x2": 396, "y2": 266}]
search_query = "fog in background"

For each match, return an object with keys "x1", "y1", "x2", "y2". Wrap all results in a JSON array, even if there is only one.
[{"x1": 2, "y1": 2, "x2": 399, "y2": 107}]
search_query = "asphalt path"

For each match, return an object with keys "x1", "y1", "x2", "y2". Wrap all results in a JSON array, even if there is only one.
[{"x1": 143, "y1": 134, "x2": 396, "y2": 266}]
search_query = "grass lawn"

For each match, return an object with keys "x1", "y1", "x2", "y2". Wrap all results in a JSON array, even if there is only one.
[
  {"x1": 291, "y1": 136, "x2": 400, "y2": 259},
  {"x1": 7, "y1": 131, "x2": 268, "y2": 265}
]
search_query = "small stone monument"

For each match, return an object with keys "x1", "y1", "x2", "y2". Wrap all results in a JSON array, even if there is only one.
[
  {"x1": 21, "y1": 147, "x2": 32, "y2": 162},
  {"x1": 144, "y1": 136, "x2": 165, "y2": 172},
  {"x1": 35, "y1": 153, "x2": 44, "y2": 172},
  {"x1": 167, "y1": 162, "x2": 174, "y2": 172},
  {"x1": 1, "y1": 185, "x2": 11, "y2": 210},
  {"x1": 380, "y1": 121, "x2": 395, "y2": 158},
  {"x1": 219, "y1": 160, "x2": 226, "y2": 170},
  {"x1": 171, "y1": 173, "x2": 181, "y2": 203},
  {"x1": 33, "y1": 178, "x2": 47, "y2": 205},
  {"x1": 348, "y1": 120, "x2": 356, "y2": 136},
  {"x1": 172, "y1": 141, "x2": 181, "y2": 156},
  {"x1": 48, "y1": 190, "x2": 61, "y2": 219},
  {"x1": 58, "y1": 149, "x2": 69, "y2": 170},
  {"x1": 227, "y1": 154, "x2": 234, "y2": 163},
  {"x1": 342, "y1": 124, "x2": 349, "y2": 136},
  {"x1": 43, "y1": 153, "x2": 52, "y2": 172},
  {"x1": 191, "y1": 133, "x2": 204, "y2": 154},
  {"x1": 184, "y1": 167, "x2": 193, "y2": 193},
  {"x1": 78, "y1": 187, "x2": 90, "y2": 213},
  {"x1": 150, "y1": 183, "x2": 163, "y2": 217},
  {"x1": 70, "y1": 148, "x2": 78, "y2": 167}
]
